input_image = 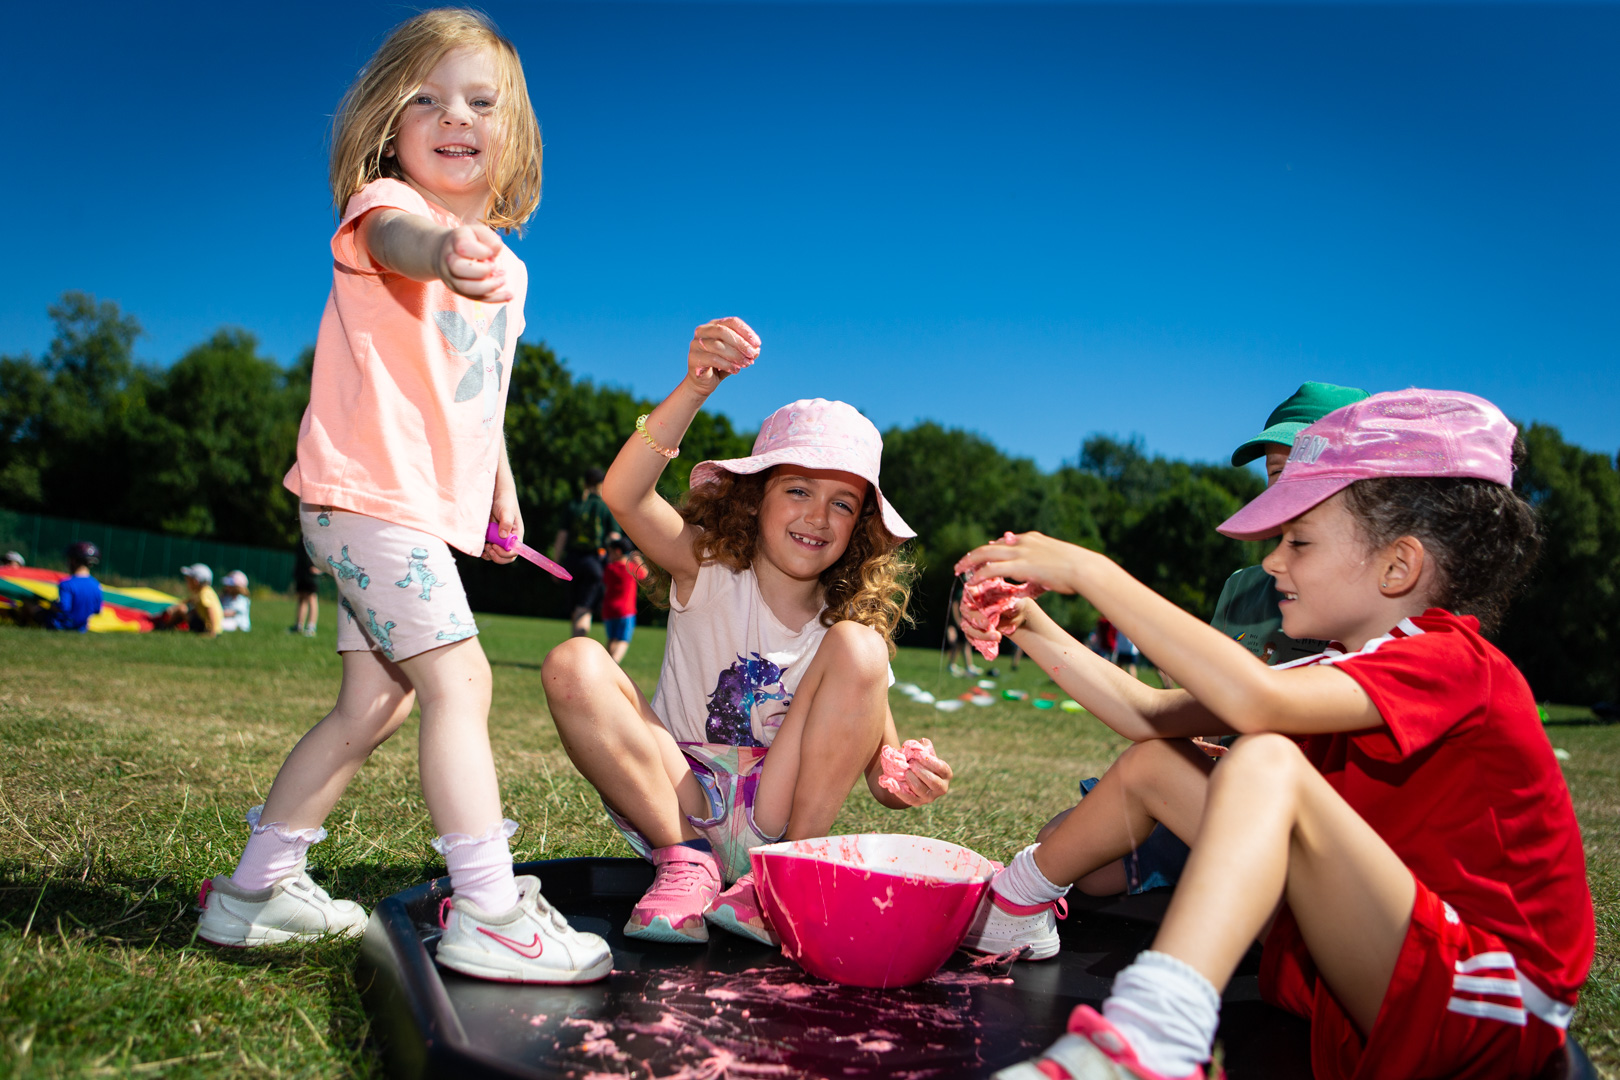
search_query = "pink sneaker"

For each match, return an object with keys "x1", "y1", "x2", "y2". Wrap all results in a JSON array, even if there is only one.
[
  {"x1": 624, "y1": 845, "x2": 721, "y2": 944},
  {"x1": 703, "y1": 872, "x2": 779, "y2": 946},
  {"x1": 991, "y1": 1005, "x2": 1217, "y2": 1080}
]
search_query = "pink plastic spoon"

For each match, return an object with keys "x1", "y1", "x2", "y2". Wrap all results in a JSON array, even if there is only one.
[{"x1": 485, "y1": 522, "x2": 572, "y2": 580}]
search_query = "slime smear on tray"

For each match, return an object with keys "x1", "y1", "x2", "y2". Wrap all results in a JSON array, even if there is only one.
[{"x1": 516, "y1": 961, "x2": 1034, "y2": 1079}]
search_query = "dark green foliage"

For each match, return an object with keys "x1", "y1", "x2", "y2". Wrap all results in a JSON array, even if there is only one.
[
  {"x1": 4, "y1": 293, "x2": 1616, "y2": 693},
  {"x1": 0, "y1": 294, "x2": 308, "y2": 548},
  {"x1": 1500, "y1": 423, "x2": 1620, "y2": 704}
]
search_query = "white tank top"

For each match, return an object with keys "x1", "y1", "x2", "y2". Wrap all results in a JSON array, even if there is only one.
[{"x1": 650, "y1": 563, "x2": 890, "y2": 747}]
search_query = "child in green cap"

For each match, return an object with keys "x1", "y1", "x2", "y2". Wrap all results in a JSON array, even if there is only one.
[{"x1": 1210, "y1": 381, "x2": 1371, "y2": 667}]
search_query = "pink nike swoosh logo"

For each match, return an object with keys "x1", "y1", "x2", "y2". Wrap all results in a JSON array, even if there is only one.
[{"x1": 477, "y1": 927, "x2": 545, "y2": 958}]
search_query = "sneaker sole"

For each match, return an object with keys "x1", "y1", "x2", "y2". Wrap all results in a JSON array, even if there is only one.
[
  {"x1": 703, "y1": 908, "x2": 779, "y2": 947},
  {"x1": 197, "y1": 922, "x2": 364, "y2": 947},
  {"x1": 623, "y1": 915, "x2": 708, "y2": 944},
  {"x1": 435, "y1": 945, "x2": 613, "y2": 984}
]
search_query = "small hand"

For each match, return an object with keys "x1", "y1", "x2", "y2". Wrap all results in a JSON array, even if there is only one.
[
  {"x1": 437, "y1": 224, "x2": 512, "y2": 302},
  {"x1": 955, "y1": 530, "x2": 1084, "y2": 595},
  {"x1": 960, "y1": 592, "x2": 1032, "y2": 642},
  {"x1": 686, "y1": 317, "x2": 761, "y2": 396},
  {"x1": 484, "y1": 493, "x2": 524, "y2": 564},
  {"x1": 888, "y1": 746, "x2": 953, "y2": 807}
]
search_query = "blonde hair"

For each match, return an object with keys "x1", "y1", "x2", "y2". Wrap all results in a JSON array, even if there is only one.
[
  {"x1": 329, "y1": 9, "x2": 542, "y2": 233},
  {"x1": 673, "y1": 469, "x2": 914, "y2": 654}
]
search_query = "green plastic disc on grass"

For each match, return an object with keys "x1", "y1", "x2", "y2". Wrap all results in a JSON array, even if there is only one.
[{"x1": 1033, "y1": 699, "x2": 1055, "y2": 710}]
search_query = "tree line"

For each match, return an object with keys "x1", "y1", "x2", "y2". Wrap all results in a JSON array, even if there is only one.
[{"x1": 3, "y1": 293, "x2": 1615, "y2": 704}]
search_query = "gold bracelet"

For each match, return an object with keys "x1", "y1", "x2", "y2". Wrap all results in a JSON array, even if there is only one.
[{"x1": 636, "y1": 414, "x2": 679, "y2": 459}]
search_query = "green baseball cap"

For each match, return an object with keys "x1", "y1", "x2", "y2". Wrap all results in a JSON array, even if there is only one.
[{"x1": 1230, "y1": 381, "x2": 1371, "y2": 466}]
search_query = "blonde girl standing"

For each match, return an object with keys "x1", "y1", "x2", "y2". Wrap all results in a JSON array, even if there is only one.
[{"x1": 197, "y1": 9, "x2": 610, "y2": 984}]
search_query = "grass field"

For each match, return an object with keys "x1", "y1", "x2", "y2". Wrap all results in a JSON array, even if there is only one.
[{"x1": 1, "y1": 599, "x2": 1615, "y2": 1078}]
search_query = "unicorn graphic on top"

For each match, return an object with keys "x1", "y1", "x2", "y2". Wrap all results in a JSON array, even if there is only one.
[
  {"x1": 705, "y1": 653, "x2": 791, "y2": 748},
  {"x1": 434, "y1": 306, "x2": 507, "y2": 427}
]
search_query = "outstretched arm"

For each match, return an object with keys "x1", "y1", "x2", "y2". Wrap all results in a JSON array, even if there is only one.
[
  {"x1": 602, "y1": 318, "x2": 760, "y2": 599},
  {"x1": 959, "y1": 533, "x2": 1381, "y2": 737},
  {"x1": 965, "y1": 594, "x2": 1231, "y2": 742},
  {"x1": 358, "y1": 209, "x2": 512, "y2": 302}
]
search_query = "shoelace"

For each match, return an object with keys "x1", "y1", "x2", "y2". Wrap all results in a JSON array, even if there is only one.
[{"x1": 645, "y1": 860, "x2": 713, "y2": 900}]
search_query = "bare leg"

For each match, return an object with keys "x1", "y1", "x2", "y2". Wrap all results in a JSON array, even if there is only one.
[
  {"x1": 258, "y1": 650, "x2": 417, "y2": 829},
  {"x1": 754, "y1": 621, "x2": 890, "y2": 840},
  {"x1": 570, "y1": 609, "x2": 592, "y2": 637},
  {"x1": 1036, "y1": 806, "x2": 1130, "y2": 896},
  {"x1": 542, "y1": 636, "x2": 709, "y2": 847},
  {"x1": 607, "y1": 638, "x2": 630, "y2": 664},
  {"x1": 1031, "y1": 737, "x2": 1215, "y2": 888},
  {"x1": 306, "y1": 594, "x2": 318, "y2": 632},
  {"x1": 1150, "y1": 733, "x2": 1414, "y2": 1030},
  {"x1": 393, "y1": 636, "x2": 509, "y2": 837}
]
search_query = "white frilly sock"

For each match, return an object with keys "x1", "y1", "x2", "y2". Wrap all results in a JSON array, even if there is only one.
[
  {"x1": 434, "y1": 819, "x2": 520, "y2": 914},
  {"x1": 1102, "y1": 950, "x2": 1221, "y2": 1078},
  {"x1": 230, "y1": 805, "x2": 327, "y2": 891}
]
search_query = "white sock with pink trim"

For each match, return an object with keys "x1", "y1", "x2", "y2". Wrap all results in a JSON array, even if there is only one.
[
  {"x1": 993, "y1": 844, "x2": 1071, "y2": 907},
  {"x1": 1101, "y1": 950, "x2": 1221, "y2": 1078},
  {"x1": 230, "y1": 805, "x2": 327, "y2": 891},
  {"x1": 435, "y1": 820, "x2": 520, "y2": 914}
]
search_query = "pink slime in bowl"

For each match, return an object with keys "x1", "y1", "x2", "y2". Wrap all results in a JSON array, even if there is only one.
[{"x1": 750, "y1": 834, "x2": 996, "y2": 988}]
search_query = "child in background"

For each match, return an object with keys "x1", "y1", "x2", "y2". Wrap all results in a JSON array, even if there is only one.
[
  {"x1": 553, "y1": 468, "x2": 621, "y2": 638},
  {"x1": 157, "y1": 564, "x2": 224, "y2": 636},
  {"x1": 291, "y1": 552, "x2": 322, "y2": 636},
  {"x1": 959, "y1": 390, "x2": 1591, "y2": 1080},
  {"x1": 601, "y1": 537, "x2": 648, "y2": 664},
  {"x1": 43, "y1": 542, "x2": 103, "y2": 632},
  {"x1": 219, "y1": 570, "x2": 252, "y2": 632},
  {"x1": 1212, "y1": 381, "x2": 1369, "y2": 666},
  {"x1": 542, "y1": 318, "x2": 953, "y2": 947},
  {"x1": 196, "y1": 9, "x2": 610, "y2": 984}
]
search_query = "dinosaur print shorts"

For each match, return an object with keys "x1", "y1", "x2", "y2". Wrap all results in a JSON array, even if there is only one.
[{"x1": 299, "y1": 503, "x2": 478, "y2": 663}]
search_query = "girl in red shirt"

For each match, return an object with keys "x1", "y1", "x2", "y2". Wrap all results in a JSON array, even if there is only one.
[{"x1": 959, "y1": 390, "x2": 1592, "y2": 1080}]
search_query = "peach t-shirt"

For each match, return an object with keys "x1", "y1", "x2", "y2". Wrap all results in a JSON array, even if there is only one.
[{"x1": 283, "y1": 178, "x2": 527, "y2": 555}]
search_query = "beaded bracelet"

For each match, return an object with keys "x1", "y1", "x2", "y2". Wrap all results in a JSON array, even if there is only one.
[{"x1": 636, "y1": 414, "x2": 680, "y2": 459}]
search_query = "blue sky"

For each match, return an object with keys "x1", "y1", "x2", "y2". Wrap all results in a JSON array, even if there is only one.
[{"x1": 6, "y1": 1, "x2": 1616, "y2": 470}]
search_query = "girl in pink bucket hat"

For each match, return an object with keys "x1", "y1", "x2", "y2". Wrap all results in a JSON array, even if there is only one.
[
  {"x1": 953, "y1": 389, "x2": 1591, "y2": 1080},
  {"x1": 542, "y1": 317, "x2": 953, "y2": 948}
]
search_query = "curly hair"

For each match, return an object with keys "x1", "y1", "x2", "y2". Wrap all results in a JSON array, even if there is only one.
[
  {"x1": 1341, "y1": 464, "x2": 1542, "y2": 633},
  {"x1": 667, "y1": 469, "x2": 914, "y2": 654}
]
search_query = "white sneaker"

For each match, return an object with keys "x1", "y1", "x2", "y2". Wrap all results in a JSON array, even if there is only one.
[
  {"x1": 196, "y1": 870, "x2": 368, "y2": 947},
  {"x1": 435, "y1": 875, "x2": 612, "y2": 984},
  {"x1": 961, "y1": 889, "x2": 1066, "y2": 961}
]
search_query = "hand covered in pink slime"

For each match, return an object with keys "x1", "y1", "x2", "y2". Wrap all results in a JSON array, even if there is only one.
[
  {"x1": 955, "y1": 533, "x2": 1044, "y2": 660},
  {"x1": 877, "y1": 738, "x2": 951, "y2": 805}
]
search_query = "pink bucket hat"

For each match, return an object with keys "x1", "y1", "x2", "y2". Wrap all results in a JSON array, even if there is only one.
[
  {"x1": 1217, "y1": 389, "x2": 1517, "y2": 541},
  {"x1": 688, "y1": 398, "x2": 916, "y2": 540}
]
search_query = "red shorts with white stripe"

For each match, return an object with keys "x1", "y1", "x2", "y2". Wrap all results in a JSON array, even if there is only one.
[{"x1": 1261, "y1": 874, "x2": 1571, "y2": 1080}]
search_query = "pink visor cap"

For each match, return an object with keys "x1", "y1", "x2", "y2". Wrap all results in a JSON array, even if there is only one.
[
  {"x1": 1217, "y1": 389, "x2": 1517, "y2": 542},
  {"x1": 688, "y1": 398, "x2": 916, "y2": 540}
]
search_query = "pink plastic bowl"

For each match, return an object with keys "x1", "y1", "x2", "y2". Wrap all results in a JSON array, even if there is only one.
[{"x1": 750, "y1": 833, "x2": 996, "y2": 988}]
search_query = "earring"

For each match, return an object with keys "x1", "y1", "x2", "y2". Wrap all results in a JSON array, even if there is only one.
[{"x1": 1379, "y1": 582, "x2": 1389, "y2": 589}]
